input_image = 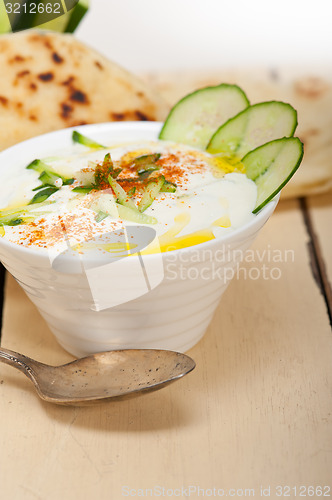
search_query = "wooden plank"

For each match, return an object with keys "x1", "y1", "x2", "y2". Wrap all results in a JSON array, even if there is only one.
[
  {"x1": 0, "y1": 199, "x2": 331, "y2": 499},
  {"x1": 0, "y1": 264, "x2": 5, "y2": 339},
  {"x1": 305, "y1": 192, "x2": 332, "y2": 320}
]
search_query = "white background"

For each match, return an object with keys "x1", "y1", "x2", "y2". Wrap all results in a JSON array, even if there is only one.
[{"x1": 76, "y1": 0, "x2": 332, "y2": 73}]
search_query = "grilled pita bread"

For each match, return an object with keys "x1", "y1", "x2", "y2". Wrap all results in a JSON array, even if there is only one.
[
  {"x1": 146, "y1": 67, "x2": 332, "y2": 198},
  {"x1": 0, "y1": 30, "x2": 169, "y2": 151}
]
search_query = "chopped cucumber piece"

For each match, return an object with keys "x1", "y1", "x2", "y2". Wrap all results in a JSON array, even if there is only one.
[
  {"x1": 116, "y1": 204, "x2": 157, "y2": 225},
  {"x1": 95, "y1": 211, "x2": 108, "y2": 223},
  {"x1": 160, "y1": 180, "x2": 177, "y2": 193},
  {"x1": 242, "y1": 137, "x2": 304, "y2": 213},
  {"x1": 134, "y1": 153, "x2": 161, "y2": 168},
  {"x1": 134, "y1": 154, "x2": 161, "y2": 179},
  {"x1": 26, "y1": 159, "x2": 51, "y2": 173},
  {"x1": 72, "y1": 131, "x2": 105, "y2": 149},
  {"x1": 138, "y1": 176, "x2": 165, "y2": 212},
  {"x1": 90, "y1": 193, "x2": 118, "y2": 219},
  {"x1": 207, "y1": 101, "x2": 298, "y2": 157},
  {"x1": 159, "y1": 84, "x2": 249, "y2": 149},
  {"x1": 108, "y1": 175, "x2": 137, "y2": 211},
  {"x1": 26, "y1": 159, "x2": 73, "y2": 185},
  {"x1": 74, "y1": 164, "x2": 96, "y2": 187},
  {"x1": 0, "y1": 201, "x2": 53, "y2": 226},
  {"x1": 128, "y1": 187, "x2": 136, "y2": 197}
]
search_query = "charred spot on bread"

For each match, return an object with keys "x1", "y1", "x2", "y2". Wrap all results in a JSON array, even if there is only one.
[
  {"x1": 0, "y1": 96, "x2": 8, "y2": 107},
  {"x1": 52, "y1": 52, "x2": 64, "y2": 64},
  {"x1": 60, "y1": 103, "x2": 74, "y2": 119},
  {"x1": 70, "y1": 89, "x2": 89, "y2": 104},
  {"x1": 17, "y1": 70, "x2": 30, "y2": 78},
  {"x1": 9, "y1": 55, "x2": 26, "y2": 63},
  {"x1": 38, "y1": 72, "x2": 54, "y2": 82},
  {"x1": 61, "y1": 76, "x2": 75, "y2": 86},
  {"x1": 135, "y1": 110, "x2": 150, "y2": 121},
  {"x1": 95, "y1": 61, "x2": 104, "y2": 70}
]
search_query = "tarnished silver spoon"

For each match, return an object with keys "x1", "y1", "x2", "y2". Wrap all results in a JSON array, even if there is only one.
[{"x1": 0, "y1": 348, "x2": 195, "y2": 405}]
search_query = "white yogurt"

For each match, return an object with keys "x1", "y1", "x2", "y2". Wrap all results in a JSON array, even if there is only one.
[{"x1": 0, "y1": 140, "x2": 257, "y2": 253}]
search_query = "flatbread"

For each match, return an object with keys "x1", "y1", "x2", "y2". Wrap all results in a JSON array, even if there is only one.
[
  {"x1": 144, "y1": 67, "x2": 332, "y2": 198},
  {"x1": 0, "y1": 30, "x2": 169, "y2": 151}
]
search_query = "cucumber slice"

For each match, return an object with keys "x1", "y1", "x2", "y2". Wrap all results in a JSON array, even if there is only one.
[
  {"x1": 72, "y1": 131, "x2": 105, "y2": 149},
  {"x1": 64, "y1": 0, "x2": 89, "y2": 33},
  {"x1": 207, "y1": 101, "x2": 298, "y2": 157},
  {"x1": 159, "y1": 84, "x2": 249, "y2": 149},
  {"x1": 242, "y1": 137, "x2": 304, "y2": 213},
  {"x1": 3, "y1": 0, "x2": 89, "y2": 34}
]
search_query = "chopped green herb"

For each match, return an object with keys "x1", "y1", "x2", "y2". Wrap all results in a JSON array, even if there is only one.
[
  {"x1": 29, "y1": 187, "x2": 59, "y2": 205},
  {"x1": 95, "y1": 153, "x2": 122, "y2": 188},
  {"x1": 72, "y1": 186, "x2": 93, "y2": 194},
  {"x1": 8, "y1": 218, "x2": 23, "y2": 226}
]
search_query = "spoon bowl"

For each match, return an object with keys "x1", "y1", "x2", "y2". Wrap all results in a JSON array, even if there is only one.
[{"x1": 0, "y1": 348, "x2": 195, "y2": 405}]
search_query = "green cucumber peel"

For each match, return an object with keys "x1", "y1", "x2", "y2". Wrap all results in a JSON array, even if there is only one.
[
  {"x1": 138, "y1": 176, "x2": 165, "y2": 212},
  {"x1": 26, "y1": 159, "x2": 73, "y2": 186},
  {"x1": 242, "y1": 137, "x2": 304, "y2": 213},
  {"x1": 134, "y1": 154, "x2": 161, "y2": 168},
  {"x1": 115, "y1": 203, "x2": 158, "y2": 225},
  {"x1": 160, "y1": 180, "x2": 177, "y2": 193},
  {"x1": 207, "y1": 101, "x2": 298, "y2": 158},
  {"x1": 0, "y1": 201, "x2": 54, "y2": 226},
  {"x1": 72, "y1": 131, "x2": 105, "y2": 149},
  {"x1": 108, "y1": 175, "x2": 137, "y2": 211},
  {"x1": 159, "y1": 84, "x2": 249, "y2": 149}
]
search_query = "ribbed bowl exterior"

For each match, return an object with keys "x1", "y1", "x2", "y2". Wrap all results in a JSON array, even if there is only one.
[
  {"x1": 0, "y1": 203, "x2": 275, "y2": 357},
  {"x1": 0, "y1": 121, "x2": 278, "y2": 356}
]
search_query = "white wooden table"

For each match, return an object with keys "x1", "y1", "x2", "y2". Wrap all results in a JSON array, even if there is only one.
[{"x1": 0, "y1": 193, "x2": 331, "y2": 500}]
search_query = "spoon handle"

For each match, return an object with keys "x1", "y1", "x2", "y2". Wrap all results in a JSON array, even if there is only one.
[{"x1": 0, "y1": 348, "x2": 38, "y2": 383}]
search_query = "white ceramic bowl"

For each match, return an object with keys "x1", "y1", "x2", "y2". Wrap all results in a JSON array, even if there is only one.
[{"x1": 0, "y1": 122, "x2": 278, "y2": 357}]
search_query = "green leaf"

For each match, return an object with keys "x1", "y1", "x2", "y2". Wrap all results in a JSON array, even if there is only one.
[{"x1": 29, "y1": 187, "x2": 59, "y2": 205}]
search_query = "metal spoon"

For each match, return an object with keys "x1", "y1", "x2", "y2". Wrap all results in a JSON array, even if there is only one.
[{"x1": 0, "y1": 348, "x2": 195, "y2": 405}]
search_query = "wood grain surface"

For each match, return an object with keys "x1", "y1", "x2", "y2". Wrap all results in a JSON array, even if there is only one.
[{"x1": 0, "y1": 197, "x2": 331, "y2": 500}]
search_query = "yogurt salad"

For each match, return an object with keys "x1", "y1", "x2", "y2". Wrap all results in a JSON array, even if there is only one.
[
  {"x1": 0, "y1": 138, "x2": 257, "y2": 254},
  {"x1": 0, "y1": 83, "x2": 304, "y2": 256}
]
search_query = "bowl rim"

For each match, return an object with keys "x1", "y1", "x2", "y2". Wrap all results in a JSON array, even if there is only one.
[{"x1": 0, "y1": 121, "x2": 278, "y2": 261}]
